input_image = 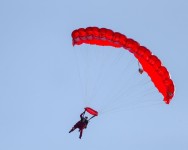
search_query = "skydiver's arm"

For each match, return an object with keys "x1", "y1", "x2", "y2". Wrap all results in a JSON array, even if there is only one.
[{"x1": 80, "y1": 111, "x2": 86, "y2": 119}]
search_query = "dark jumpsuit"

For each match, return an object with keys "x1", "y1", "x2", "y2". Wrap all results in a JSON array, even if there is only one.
[{"x1": 69, "y1": 112, "x2": 88, "y2": 139}]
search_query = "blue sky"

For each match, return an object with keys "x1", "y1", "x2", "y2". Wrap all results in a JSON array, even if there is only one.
[{"x1": 0, "y1": 0, "x2": 188, "y2": 150}]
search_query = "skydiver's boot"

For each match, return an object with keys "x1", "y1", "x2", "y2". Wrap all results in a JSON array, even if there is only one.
[{"x1": 69, "y1": 127, "x2": 75, "y2": 133}]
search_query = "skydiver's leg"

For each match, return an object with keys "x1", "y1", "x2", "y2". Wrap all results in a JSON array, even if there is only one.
[
  {"x1": 79, "y1": 129, "x2": 83, "y2": 139},
  {"x1": 69, "y1": 125, "x2": 78, "y2": 133},
  {"x1": 69, "y1": 122, "x2": 80, "y2": 133},
  {"x1": 69, "y1": 127, "x2": 76, "y2": 133}
]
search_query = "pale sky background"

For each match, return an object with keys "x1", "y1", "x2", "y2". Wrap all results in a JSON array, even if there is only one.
[{"x1": 1, "y1": 0, "x2": 188, "y2": 150}]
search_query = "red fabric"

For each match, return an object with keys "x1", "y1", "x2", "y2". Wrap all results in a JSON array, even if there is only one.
[
  {"x1": 72, "y1": 27, "x2": 175, "y2": 104},
  {"x1": 85, "y1": 107, "x2": 98, "y2": 116}
]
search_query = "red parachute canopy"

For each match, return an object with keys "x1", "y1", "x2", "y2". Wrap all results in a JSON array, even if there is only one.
[
  {"x1": 72, "y1": 27, "x2": 175, "y2": 104},
  {"x1": 85, "y1": 107, "x2": 98, "y2": 116}
]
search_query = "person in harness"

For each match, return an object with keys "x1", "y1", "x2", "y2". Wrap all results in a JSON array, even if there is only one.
[{"x1": 69, "y1": 110, "x2": 95, "y2": 139}]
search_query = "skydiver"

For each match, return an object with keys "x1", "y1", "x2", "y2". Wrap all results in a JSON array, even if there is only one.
[
  {"x1": 138, "y1": 61, "x2": 144, "y2": 74},
  {"x1": 69, "y1": 110, "x2": 95, "y2": 139},
  {"x1": 138, "y1": 68, "x2": 144, "y2": 74}
]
